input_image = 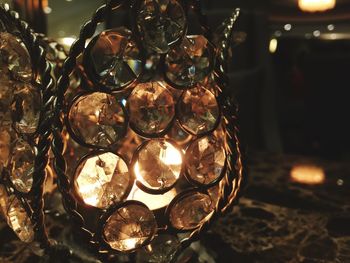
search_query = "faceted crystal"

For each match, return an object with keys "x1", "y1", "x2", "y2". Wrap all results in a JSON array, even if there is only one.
[
  {"x1": 208, "y1": 184, "x2": 221, "y2": 207},
  {"x1": 213, "y1": 120, "x2": 227, "y2": 146},
  {"x1": 165, "y1": 121, "x2": 192, "y2": 146},
  {"x1": 136, "y1": 234, "x2": 180, "y2": 263},
  {"x1": 185, "y1": 136, "x2": 226, "y2": 186},
  {"x1": 74, "y1": 152, "x2": 130, "y2": 209},
  {"x1": 165, "y1": 35, "x2": 213, "y2": 87},
  {"x1": 11, "y1": 83, "x2": 42, "y2": 135},
  {"x1": 178, "y1": 86, "x2": 220, "y2": 135},
  {"x1": 103, "y1": 203, "x2": 157, "y2": 251},
  {"x1": 68, "y1": 92, "x2": 126, "y2": 148},
  {"x1": 9, "y1": 139, "x2": 35, "y2": 193},
  {"x1": 137, "y1": 0, "x2": 186, "y2": 54},
  {"x1": 0, "y1": 185, "x2": 34, "y2": 242},
  {"x1": 0, "y1": 128, "x2": 11, "y2": 174},
  {"x1": 0, "y1": 32, "x2": 32, "y2": 82},
  {"x1": 169, "y1": 191, "x2": 214, "y2": 230},
  {"x1": 128, "y1": 82, "x2": 175, "y2": 136},
  {"x1": 201, "y1": 73, "x2": 222, "y2": 97},
  {"x1": 86, "y1": 27, "x2": 142, "y2": 90},
  {"x1": 133, "y1": 139, "x2": 182, "y2": 192},
  {"x1": 116, "y1": 128, "x2": 145, "y2": 162},
  {"x1": 0, "y1": 74, "x2": 14, "y2": 124}
]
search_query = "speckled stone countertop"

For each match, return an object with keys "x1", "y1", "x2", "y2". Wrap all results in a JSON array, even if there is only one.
[{"x1": 1, "y1": 153, "x2": 349, "y2": 263}]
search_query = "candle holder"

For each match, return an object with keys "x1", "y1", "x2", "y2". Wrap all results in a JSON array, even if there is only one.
[
  {"x1": 51, "y1": 0, "x2": 243, "y2": 261},
  {"x1": 0, "y1": 3, "x2": 54, "y2": 251}
]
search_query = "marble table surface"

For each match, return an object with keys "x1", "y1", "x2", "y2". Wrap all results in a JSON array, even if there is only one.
[{"x1": 1, "y1": 152, "x2": 349, "y2": 263}]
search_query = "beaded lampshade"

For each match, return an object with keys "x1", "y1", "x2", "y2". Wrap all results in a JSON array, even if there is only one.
[
  {"x1": 0, "y1": 3, "x2": 54, "y2": 248},
  {"x1": 52, "y1": 0, "x2": 243, "y2": 258}
]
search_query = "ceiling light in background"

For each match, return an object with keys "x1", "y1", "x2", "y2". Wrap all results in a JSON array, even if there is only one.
[
  {"x1": 284, "y1": 24, "x2": 292, "y2": 31},
  {"x1": 313, "y1": 30, "x2": 321, "y2": 37},
  {"x1": 327, "y1": 24, "x2": 335, "y2": 31},
  {"x1": 298, "y1": 0, "x2": 336, "y2": 12},
  {"x1": 274, "y1": 30, "x2": 282, "y2": 37}
]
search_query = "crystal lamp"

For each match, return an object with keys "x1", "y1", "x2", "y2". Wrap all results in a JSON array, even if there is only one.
[
  {"x1": 0, "y1": 0, "x2": 244, "y2": 261},
  {"x1": 52, "y1": 0, "x2": 243, "y2": 258}
]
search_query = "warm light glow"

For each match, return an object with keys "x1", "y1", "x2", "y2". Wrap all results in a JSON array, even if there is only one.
[
  {"x1": 127, "y1": 183, "x2": 177, "y2": 210},
  {"x1": 57, "y1": 37, "x2": 76, "y2": 48},
  {"x1": 269, "y1": 38, "x2": 278, "y2": 54},
  {"x1": 290, "y1": 165, "x2": 325, "y2": 185},
  {"x1": 298, "y1": 0, "x2": 336, "y2": 12},
  {"x1": 122, "y1": 238, "x2": 140, "y2": 250},
  {"x1": 133, "y1": 140, "x2": 182, "y2": 190},
  {"x1": 159, "y1": 145, "x2": 182, "y2": 166}
]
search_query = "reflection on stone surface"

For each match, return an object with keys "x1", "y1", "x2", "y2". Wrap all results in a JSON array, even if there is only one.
[
  {"x1": 137, "y1": 0, "x2": 186, "y2": 54},
  {"x1": 169, "y1": 192, "x2": 214, "y2": 230},
  {"x1": 0, "y1": 32, "x2": 32, "y2": 82},
  {"x1": 128, "y1": 81, "x2": 175, "y2": 136},
  {"x1": 74, "y1": 152, "x2": 130, "y2": 209},
  {"x1": 185, "y1": 136, "x2": 226, "y2": 186},
  {"x1": 290, "y1": 164, "x2": 325, "y2": 185},
  {"x1": 136, "y1": 234, "x2": 180, "y2": 263},
  {"x1": 165, "y1": 35, "x2": 213, "y2": 87},
  {"x1": 87, "y1": 27, "x2": 142, "y2": 90},
  {"x1": 103, "y1": 203, "x2": 157, "y2": 251},
  {"x1": 11, "y1": 83, "x2": 41, "y2": 135},
  {"x1": 0, "y1": 185, "x2": 34, "y2": 243},
  {"x1": 68, "y1": 92, "x2": 126, "y2": 148},
  {"x1": 9, "y1": 139, "x2": 35, "y2": 193},
  {"x1": 133, "y1": 139, "x2": 182, "y2": 191},
  {"x1": 178, "y1": 86, "x2": 220, "y2": 135}
]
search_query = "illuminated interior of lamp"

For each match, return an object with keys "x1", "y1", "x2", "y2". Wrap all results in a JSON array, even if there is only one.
[
  {"x1": 159, "y1": 144, "x2": 182, "y2": 166},
  {"x1": 290, "y1": 164, "x2": 325, "y2": 185},
  {"x1": 298, "y1": 0, "x2": 336, "y2": 12},
  {"x1": 127, "y1": 182, "x2": 177, "y2": 210}
]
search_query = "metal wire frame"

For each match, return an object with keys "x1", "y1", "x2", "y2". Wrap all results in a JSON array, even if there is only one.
[
  {"x1": 51, "y1": 0, "x2": 243, "y2": 259},
  {"x1": 0, "y1": 3, "x2": 55, "y2": 250}
]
